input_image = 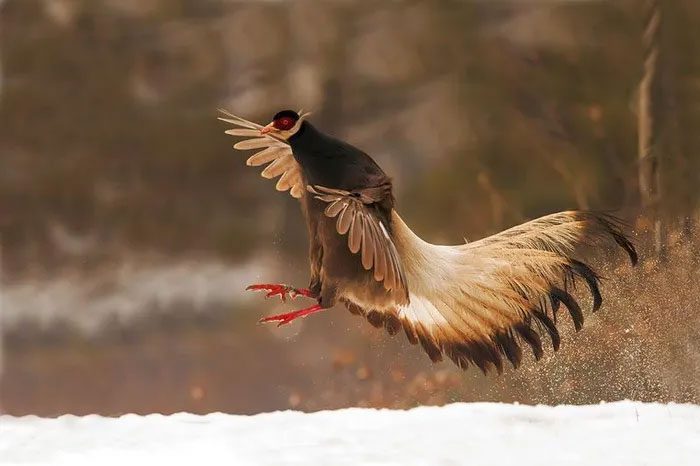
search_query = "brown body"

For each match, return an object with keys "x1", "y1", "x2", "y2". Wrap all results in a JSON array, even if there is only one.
[
  {"x1": 286, "y1": 119, "x2": 407, "y2": 313},
  {"x1": 221, "y1": 109, "x2": 638, "y2": 374}
]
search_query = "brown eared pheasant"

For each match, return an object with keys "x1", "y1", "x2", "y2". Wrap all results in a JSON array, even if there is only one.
[{"x1": 219, "y1": 109, "x2": 637, "y2": 374}]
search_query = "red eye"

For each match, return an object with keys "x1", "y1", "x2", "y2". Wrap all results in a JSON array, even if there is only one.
[{"x1": 274, "y1": 117, "x2": 294, "y2": 130}]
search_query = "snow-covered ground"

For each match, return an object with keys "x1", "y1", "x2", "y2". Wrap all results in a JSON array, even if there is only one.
[{"x1": 2, "y1": 401, "x2": 699, "y2": 465}]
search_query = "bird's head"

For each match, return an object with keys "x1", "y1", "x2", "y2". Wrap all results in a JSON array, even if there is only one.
[{"x1": 260, "y1": 109, "x2": 309, "y2": 140}]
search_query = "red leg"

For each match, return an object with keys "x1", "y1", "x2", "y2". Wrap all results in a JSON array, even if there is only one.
[
  {"x1": 259, "y1": 304, "x2": 325, "y2": 327},
  {"x1": 246, "y1": 283, "x2": 314, "y2": 302}
]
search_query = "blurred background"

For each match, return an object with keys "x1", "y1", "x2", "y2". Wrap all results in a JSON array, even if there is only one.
[{"x1": 0, "y1": 0, "x2": 699, "y2": 416}]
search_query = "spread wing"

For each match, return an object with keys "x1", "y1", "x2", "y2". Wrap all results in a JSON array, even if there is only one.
[
  {"x1": 308, "y1": 185, "x2": 408, "y2": 302},
  {"x1": 218, "y1": 109, "x2": 305, "y2": 199}
]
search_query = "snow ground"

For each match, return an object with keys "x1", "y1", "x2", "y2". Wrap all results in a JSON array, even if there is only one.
[{"x1": 1, "y1": 401, "x2": 698, "y2": 466}]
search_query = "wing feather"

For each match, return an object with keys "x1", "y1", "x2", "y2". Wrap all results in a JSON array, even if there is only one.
[
  {"x1": 361, "y1": 223, "x2": 375, "y2": 270},
  {"x1": 325, "y1": 200, "x2": 347, "y2": 217},
  {"x1": 372, "y1": 220, "x2": 387, "y2": 282},
  {"x1": 234, "y1": 138, "x2": 283, "y2": 150},
  {"x1": 260, "y1": 155, "x2": 293, "y2": 179},
  {"x1": 289, "y1": 183, "x2": 304, "y2": 199},
  {"x1": 308, "y1": 185, "x2": 408, "y2": 297},
  {"x1": 219, "y1": 109, "x2": 304, "y2": 199},
  {"x1": 349, "y1": 212, "x2": 363, "y2": 254},
  {"x1": 246, "y1": 146, "x2": 288, "y2": 167},
  {"x1": 225, "y1": 128, "x2": 260, "y2": 137},
  {"x1": 275, "y1": 169, "x2": 296, "y2": 192},
  {"x1": 336, "y1": 204, "x2": 354, "y2": 235}
]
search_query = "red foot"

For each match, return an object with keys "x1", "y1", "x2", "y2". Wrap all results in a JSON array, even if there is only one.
[
  {"x1": 246, "y1": 283, "x2": 314, "y2": 302},
  {"x1": 259, "y1": 304, "x2": 325, "y2": 327}
]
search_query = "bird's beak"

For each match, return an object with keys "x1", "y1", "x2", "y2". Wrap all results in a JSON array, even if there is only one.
[{"x1": 260, "y1": 122, "x2": 276, "y2": 135}]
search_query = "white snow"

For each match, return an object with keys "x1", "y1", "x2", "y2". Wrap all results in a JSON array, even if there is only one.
[
  {"x1": 1, "y1": 401, "x2": 699, "y2": 465},
  {"x1": 0, "y1": 257, "x2": 278, "y2": 334}
]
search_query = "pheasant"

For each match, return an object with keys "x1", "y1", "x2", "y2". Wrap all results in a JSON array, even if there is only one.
[{"x1": 219, "y1": 109, "x2": 637, "y2": 373}]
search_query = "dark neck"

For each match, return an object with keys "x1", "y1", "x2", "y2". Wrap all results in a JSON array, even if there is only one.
[
  {"x1": 288, "y1": 121, "x2": 337, "y2": 165},
  {"x1": 287, "y1": 121, "x2": 389, "y2": 192},
  {"x1": 287, "y1": 121, "x2": 353, "y2": 187},
  {"x1": 288, "y1": 121, "x2": 318, "y2": 146}
]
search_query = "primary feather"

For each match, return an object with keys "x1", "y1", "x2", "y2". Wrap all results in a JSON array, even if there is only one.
[{"x1": 218, "y1": 109, "x2": 305, "y2": 198}]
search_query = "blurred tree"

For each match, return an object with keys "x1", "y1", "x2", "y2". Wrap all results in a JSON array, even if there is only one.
[
  {"x1": 638, "y1": 0, "x2": 665, "y2": 259},
  {"x1": 638, "y1": 0, "x2": 698, "y2": 260}
]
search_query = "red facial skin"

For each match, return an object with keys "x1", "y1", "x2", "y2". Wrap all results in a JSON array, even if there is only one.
[{"x1": 260, "y1": 116, "x2": 297, "y2": 135}]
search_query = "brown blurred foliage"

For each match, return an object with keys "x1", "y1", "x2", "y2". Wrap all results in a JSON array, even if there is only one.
[{"x1": 0, "y1": 0, "x2": 698, "y2": 415}]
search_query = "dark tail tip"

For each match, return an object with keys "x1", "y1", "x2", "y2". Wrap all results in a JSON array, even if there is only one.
[
  {"x1": 614, "y1": 231, "x2": 639, "y2": 266},
  {"x1": 569, "y1": 259, "x2": 603, "y2": 311},
  {"x1": 533, "y1": 309, "x2": 561, "y2": 351},
  {"x1": 551, "y1": 287, "x2": 584, "y2": 331},
  {"x1": 515, "y1": 324, "x2": 544, "y2": 360},
  {"x1": 596, "y1": 214, "x2": 639, "y2": 265}
]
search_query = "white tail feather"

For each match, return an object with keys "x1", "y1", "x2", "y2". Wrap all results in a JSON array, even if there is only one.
[{"x1": 374, "y1": 210, "x2": 636, "y2": 373}]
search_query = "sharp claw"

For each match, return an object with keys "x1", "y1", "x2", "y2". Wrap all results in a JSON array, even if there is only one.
[
  {"x1": 246, "y1": 283, "x2": 315, "y2": 302},
  {"x1": 259, "y1": 316, "x2": 292, "y2": 327},
  {"x1": 258, "y1": 304, "x2": 324, "y2": 327},
  {"x1": 265, "y1": 289, "x2": 285, "y2": 302}
]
